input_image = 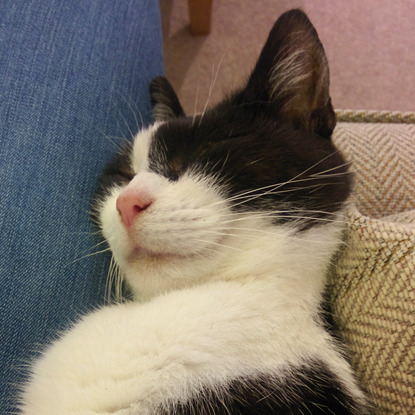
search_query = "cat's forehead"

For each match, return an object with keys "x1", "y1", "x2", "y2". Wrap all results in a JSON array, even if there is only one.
[
  {"x1": 131, "y1": 123, "x2": 159, "y2": 173},
  {"x1": 132, "y1": 110, "x2": 296, "y2": 178},
  {"x1": 132, "y1": 118, "x2": 200, "y2": 177},
  {"x1": 151, "y1": 110, "x2": 238, "y2": 146},
  {"x1": 132, "y1": 112, "x2": 237, "y2": 174}
]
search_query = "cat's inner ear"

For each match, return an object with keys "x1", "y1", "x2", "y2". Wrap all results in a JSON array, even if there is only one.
[
  {"x1": 242, "y1": 9, "x2": 335, "y2": 138},
  {"x1": 150, "y1": 76, "x2": 185, "y2": 122}
]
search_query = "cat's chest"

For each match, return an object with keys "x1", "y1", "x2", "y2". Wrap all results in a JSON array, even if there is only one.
[
  {"x1": 94, "y1": 279, "x2": 326, "y2": 370},
  {"x1": 24, "y1": 279, "x2": 329, "y2": 414}
]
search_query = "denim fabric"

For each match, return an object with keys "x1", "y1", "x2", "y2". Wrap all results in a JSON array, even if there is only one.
[{"x1": 0, "y1": 0, "x2": 164, "y2": 412}]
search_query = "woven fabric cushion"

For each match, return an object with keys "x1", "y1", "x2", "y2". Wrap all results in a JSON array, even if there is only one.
[{"x1": 329, "y1": 112, "x2": 415, "y2": 414}]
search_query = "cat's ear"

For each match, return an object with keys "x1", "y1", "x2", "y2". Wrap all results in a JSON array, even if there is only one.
[
  {"x1": 150, "y1": 76, "x2": 185, "y2": 122},
  {"x1": 241, "y1": 9, "x2": 335, "y2": 138}
]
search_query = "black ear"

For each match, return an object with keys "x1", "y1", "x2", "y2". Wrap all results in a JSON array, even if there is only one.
[
  {"x1": 150, "y1": 76, "x2": 185, "y2": 122},
  {"x1": 241, "y1": 9, "x2": 335, "y2": 138}
]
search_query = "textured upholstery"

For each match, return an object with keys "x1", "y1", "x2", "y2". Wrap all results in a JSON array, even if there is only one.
[{"x1": 329, "y1": 111, "x2": 415, "y2": 414}]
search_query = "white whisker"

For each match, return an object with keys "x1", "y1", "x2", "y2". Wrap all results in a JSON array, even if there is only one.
[
  {"x1": 192, "y1": 83, "x2": 200, "y2": 126},
  {"x1": 105, "y1": 255, "x2": 114, "y2": 303},
  {"x1": 84, "y1": 239, "x2": 109, "y2": 252},
  {"x1": 309, "y1": 161, "x2": 352, "y2": 177},
  {"x1": 104, "y1": 255, "x2": 125, "y2": 304},
  {"x1": 89, "y1": 123, "x2": 126, "y2": 153},
  {"x1": 114, "y1": 105, "x2": 136, "y2": 142},
  {"x1": 206, "y1": 157, "x2": 349, "y2": 212},
  {"x1": 199, "y1": 43, "x2": 232, "y2": 126},
  {"x1": 221, "y1": 212, "x2": 344, "y2": 226},
  {"x1": 193, "y1": 238, "x2": 244, "y2": 253},
  {"x1": 121, "y1": 93, "x2": 144, "y2": 133},
  {"x1": 67, "y1": 247, "x2": 111, "y2": 266},
  {"x1": 68, "y1": 230, "x2": 102, "y2": 236},
  {"x1": 204, "y1": 230, "x2": 265, "y2": 243}
]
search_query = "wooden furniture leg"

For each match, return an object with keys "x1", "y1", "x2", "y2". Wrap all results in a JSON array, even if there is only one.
[{"x1": 188, "y1": 0, "x2": 213, "y2": 35}]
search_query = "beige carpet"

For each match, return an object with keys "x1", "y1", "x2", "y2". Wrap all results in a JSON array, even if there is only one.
[{"x1": 160, "y1": 0, "x2": 415, "y2": 114}]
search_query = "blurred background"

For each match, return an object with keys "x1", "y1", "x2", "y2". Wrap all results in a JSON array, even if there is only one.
[{"x1": 160, "y1": 0, "x2": 415, "y2": 114}]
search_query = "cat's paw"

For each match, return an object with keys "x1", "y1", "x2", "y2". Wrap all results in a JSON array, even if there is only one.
[{"x1": 19, "y1": 304, "x2": 164, "y2": 415}]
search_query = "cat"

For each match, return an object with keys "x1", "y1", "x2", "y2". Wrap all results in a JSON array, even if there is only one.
[{"x1": 20, "y1": 9, "x2": 369, "y2": 415}]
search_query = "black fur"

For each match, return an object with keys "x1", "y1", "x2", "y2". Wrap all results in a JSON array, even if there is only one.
[
  {"x1": 160, "y1": 360, "x2": 366, "y2": 415},
  {"x1": 150, "y1": 76, "x2": 185, "y2": 121},
  {"x1": 240, "y1": 10, "x2": 336, "y2": 138}
]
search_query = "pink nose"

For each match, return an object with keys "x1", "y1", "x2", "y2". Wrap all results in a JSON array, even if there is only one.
[{"x1": 116, "y1": 189, "x2": 152, "y2": 227}]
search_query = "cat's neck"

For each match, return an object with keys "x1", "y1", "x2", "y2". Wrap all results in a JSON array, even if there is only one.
[
  {"x1": 213, "y1": 217, "x2": 343, "y2": 302},
  {"x1": 126, "y1": 216, "x2": 344, "y2": 307}
]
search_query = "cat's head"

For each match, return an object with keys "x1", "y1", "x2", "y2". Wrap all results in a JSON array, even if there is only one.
[{"x1": 95, "y1": 10, "x2": 351, "y2": 300}]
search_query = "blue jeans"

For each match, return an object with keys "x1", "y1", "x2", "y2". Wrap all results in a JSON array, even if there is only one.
[{"x1": 0, "y1": 1, "x2": 163, "y2": 412}]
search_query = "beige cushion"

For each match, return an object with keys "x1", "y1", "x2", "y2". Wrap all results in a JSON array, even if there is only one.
[{"x1": 329, "y1": 111, "x2": 415, "y2": 414}]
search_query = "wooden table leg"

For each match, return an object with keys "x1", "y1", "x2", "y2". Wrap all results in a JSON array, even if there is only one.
[{"x1": 188, "y1": 0, "x2": 213, "y2": 35}]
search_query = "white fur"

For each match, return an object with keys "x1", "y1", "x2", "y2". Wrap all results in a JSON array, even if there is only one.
[
  {"x1": 21, "y1": 280, "x2": 364, "y2": 415},
  {"x1": 130, "y1": 124, "x2": 156, "y2": 174},
  {"x1": 20, "y1": 125, "x2": 365, "y2": 414}
]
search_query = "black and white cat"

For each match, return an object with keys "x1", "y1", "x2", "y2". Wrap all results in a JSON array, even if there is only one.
[{"x1": 20, "y1": 10, "x2": 369, "y2": 415}]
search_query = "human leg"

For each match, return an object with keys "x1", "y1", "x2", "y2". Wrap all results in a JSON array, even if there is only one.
[{"x1": 0, "y1": 1, "x2": 163, "y2": 412}]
